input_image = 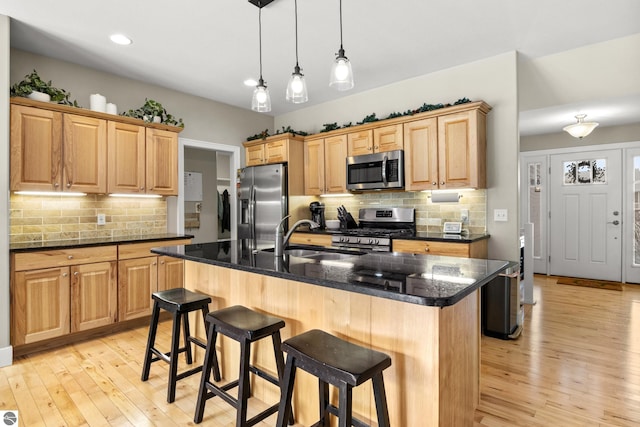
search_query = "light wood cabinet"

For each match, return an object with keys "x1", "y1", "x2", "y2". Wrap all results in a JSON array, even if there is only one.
[
  {"x1": 436, "y1": 109, "x2": 487, "y2": 189},
  {"x1": 404, "y1": 118, "x2": 439, "y2": 191},
  {"x1": 392, "y1": 239, "x2": 487, "y2": 258},
  {"x1": 289, "y1": 232, "x2": 333, "y2": 247},
  {"x1": 243, "y1": 134, "x2": 305, "y2": 196},
  {"x1": 10, "y1": 105, "x2": 107, "y2": 193},
  {"x1": 118, "y1": 239, "x2": 191, "y2": 320},
  {"x1": 71, "y1": 261, "x2": 117, "y2": 332},
  {"x1": 12, "y1": 266, "x2": 70, "y2": 345},
  {"x1": 304, "y1": 134, "x2": 348, "y2": 195},
  {"x1": 347, "y1": 125, "x2": 403, "y2": 156},
  {"x1": 11, "y1": 245, "x2": 117, "y2": 346},
  {"x1": 146, "y1": 128, "x2": 178, "y2": 195}
]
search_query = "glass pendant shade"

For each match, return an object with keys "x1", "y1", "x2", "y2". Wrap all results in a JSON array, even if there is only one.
[
  {"x1": 251, "y1": 78, "x2": 271, "y2": 112},
  {"x1": 286, "y1": 65, "x2": 308, "y2": 103},
  {"x1": 563, "y1": 114, "x2": 599, "y2": 139},
  {"x1": 329, "y1": 48, "x2": 354, "y2": 91}
]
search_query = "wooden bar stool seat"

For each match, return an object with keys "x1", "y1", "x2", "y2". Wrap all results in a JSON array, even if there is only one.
[
  {"x1": 276, "y1": 329, "x2": 392, "y2": 427},
  {"x1": 194, "y1": 305, "x2": 292, "y2": 426},
  {"x1": 141, "y1": 288, "x2": 220, "y2": 403}
]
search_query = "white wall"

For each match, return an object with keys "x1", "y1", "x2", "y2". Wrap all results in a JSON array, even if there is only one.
[
  {"x1": 0, "y1": 14, "x2": 12, "y2": 367},
  {"x1": 276, "y1": 52, "x2": 521, "y2": 262},
  {"x1": 184, "y1": 148, "x2": 219, "y2": 243}
]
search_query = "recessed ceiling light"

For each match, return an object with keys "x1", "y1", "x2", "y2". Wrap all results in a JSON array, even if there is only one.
[
  {"x1": 110, "y1": 34, "x2": 132, "y2": 46},
  {"x1": 244, "y1": 78, "x2": 258, "y2": 87}
]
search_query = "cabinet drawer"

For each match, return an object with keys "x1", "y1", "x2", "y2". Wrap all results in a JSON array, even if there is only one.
[
  {"x1": 289, "y1": 233, "x2": 333, "y2": 247},
  {"x1": 13, "y1": 245, "x2": 117, "y2": 271},
  {"x1": 392, "y1": 240, "x2": 471, "y2": 257},
  {"x1": 118, "y1": 239, "x2": 191, "y2": 260}
]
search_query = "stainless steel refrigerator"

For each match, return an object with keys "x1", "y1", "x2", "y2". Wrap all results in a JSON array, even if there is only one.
[{"x1": 237, "y1": 163, "x2": 288, "y2": 243}]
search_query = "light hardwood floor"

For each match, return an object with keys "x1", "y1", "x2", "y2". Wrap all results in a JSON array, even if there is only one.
[{"x1": 1, "y1": 275, "x2": 639, "y2": 426}]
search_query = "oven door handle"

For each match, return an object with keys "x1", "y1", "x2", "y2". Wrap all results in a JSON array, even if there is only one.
[{"x1": 381, "y1": 155, "x2": 388, "y2": 186}]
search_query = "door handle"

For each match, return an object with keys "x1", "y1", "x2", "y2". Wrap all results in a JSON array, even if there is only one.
[{"x1": 607, "y1": 220, "x2": 620, "y2": 225}]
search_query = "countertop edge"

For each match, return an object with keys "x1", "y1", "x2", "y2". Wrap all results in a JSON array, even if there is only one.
[
  {"x1": 294, "y1": 229, "x2": 490, "y2": 243},
  {"x1": 10, "y1": 234, "x2": 194, "y2": 253}
]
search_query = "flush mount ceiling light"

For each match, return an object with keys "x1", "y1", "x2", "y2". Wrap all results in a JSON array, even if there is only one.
[
  {"x1": 109, "y1": 34, "x2": 132, "y2": 45},
  {"x1": 285, "y1": 0, "x2": 308, "y2": 104},
  {"x1": 563, "y1": 114, "x2": 599, "y2": 139},
  {"x1": 250, "y1": 0, "x2": 273, "y2": 113},
  {"x1": 329, "y1": 0, "x2": 354, "y2": 91}
]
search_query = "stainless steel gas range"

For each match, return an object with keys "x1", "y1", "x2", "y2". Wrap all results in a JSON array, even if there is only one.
[{"x1": 331, "y1": 207, "x2": 415, "y2": 252}]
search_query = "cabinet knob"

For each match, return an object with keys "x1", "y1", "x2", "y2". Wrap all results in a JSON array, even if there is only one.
[
  {"x1": 160, "y1": 260, "x2": 165, "y2": 265},
  {"x1": 375, "y1": 146, "x2": 379, "y2": 150},
  {"x1": 68, "y1": 255, "x2": 73, "y2": 260},
  {"x1": 440, "y1": 181, "x2": 445, "y2": 185},
  {"x1": 140, "y1": 187, "x2": 144, "y2": 191},
  {"x1": 74, "y1": 271, "x2": 79, "y2": 276},
  {"x1": 67, "y1": 182, "x2": 71, "y2": 188},
  {"x1": 432, "y1": 182, "x2": 437, "y2": 186},
  {"x1": 62, "y1": 272, "x2": 68, "y2": 277},
  {"x1": 152, "y1": 262, "x2": 157, "y2": 266},
  {"x1": 424, "y1": 247, "x2": 430, "y2": 252},
  {"x1": 54, "y1": 183, "x2": 59, "y2": 188}
]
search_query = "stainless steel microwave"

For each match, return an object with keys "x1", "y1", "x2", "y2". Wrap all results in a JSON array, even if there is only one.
[{"x1": 346, "y1": 149, "x2": 404, "y2": 191}]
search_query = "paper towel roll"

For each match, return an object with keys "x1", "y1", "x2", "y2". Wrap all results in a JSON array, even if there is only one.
[
  {"x1": 106, "y1": 103, "x2": 118, "y2": 115},
  {"x1": 431, "y1": 192, "x2": 460, "y2": 203},
  {"x1": 90, "y1": 94, "x2": 107, "y2": 112}
]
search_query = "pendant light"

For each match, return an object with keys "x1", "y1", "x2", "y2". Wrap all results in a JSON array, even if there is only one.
[
  {"x1": 329, "y1": 0, "x2": 354, "y2": 91},
  {"x1": 563, "y1": 114, "x2": 599, "y2": 139},
  {"x1": 286, "y1": 0, "x2": 308, "y2": 103},
  {"x1": 251, "y1": 5, "x2": 271, "y2": 112}
]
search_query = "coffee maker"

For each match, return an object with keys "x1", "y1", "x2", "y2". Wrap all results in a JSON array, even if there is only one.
[{"x1": 309, "y1": 202, "x2": 326, "y2": 229}]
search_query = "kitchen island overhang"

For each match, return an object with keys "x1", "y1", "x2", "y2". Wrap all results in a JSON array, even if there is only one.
[{"x1": 151, "y1": 240, "x2": 516, "y2": 427}]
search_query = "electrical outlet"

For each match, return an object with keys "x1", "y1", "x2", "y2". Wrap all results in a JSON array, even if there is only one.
[
  {"x1": 460, "y1": 209, "x2": 469, "y2": 224},
  {"x1": 494, "y1": 209, "x2": 508, "y2": 222},
  {"x1": 97, "y1": 213, "x2": 106, "y2": 225},
  {"x1": 196, "y1": 203, "x2": 202, "y2": 213}
]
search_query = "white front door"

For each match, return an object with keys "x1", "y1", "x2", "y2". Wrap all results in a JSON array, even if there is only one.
[{"x1": 549, "y1": 150, "x2": 622, "y2": 281}]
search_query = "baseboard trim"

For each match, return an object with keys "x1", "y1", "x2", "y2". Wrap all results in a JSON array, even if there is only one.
[{"x1": 0, "y1": 345, "x2": 13, "y2": 367}]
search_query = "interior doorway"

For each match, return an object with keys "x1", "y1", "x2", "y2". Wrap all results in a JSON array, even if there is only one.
[{"x1": 166, "y1": 138, "x2": 240, "y2": 243}]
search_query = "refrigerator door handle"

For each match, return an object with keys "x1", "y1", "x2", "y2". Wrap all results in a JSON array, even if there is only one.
[{"x1": 249, "y1": 185, "x2": 256, "y2": 240}]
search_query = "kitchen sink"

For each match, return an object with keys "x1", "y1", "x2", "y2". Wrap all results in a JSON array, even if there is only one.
[{"x1": 261, "y1": 246, "x2": 366, "y2": 261}]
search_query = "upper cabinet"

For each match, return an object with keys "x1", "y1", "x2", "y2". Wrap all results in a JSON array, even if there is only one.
[
  {"x1": 347, "y1": 124, "x2": 403, "y2": 156},
  {"x1": 10, "y1": 98, "x2": 182, "y2": 196},
  {"x1": 405, "y1": 102, "x2": 490, "y2": 190},
  {"x1": 304, "y1": 134, "x2": 348, "y2": 195},
  {"x1": 243, "y1": 134, "x2": 305, "y2": 196}
]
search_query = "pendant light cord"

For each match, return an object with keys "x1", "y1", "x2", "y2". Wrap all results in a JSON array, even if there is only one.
[
  {"x1": 294, "y1": 0, "x2": 299, "y2": 66},
  {"x1": 339, "y1": 0, "x2": 344, "y2": 49},
  {"x1": 258, "y1": 7, "x2": 263, "y2": 80}
]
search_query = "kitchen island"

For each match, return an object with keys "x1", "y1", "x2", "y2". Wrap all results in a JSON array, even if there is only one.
[{"x1": 152, "y1": 240, "x2": 515, "y2": 427}]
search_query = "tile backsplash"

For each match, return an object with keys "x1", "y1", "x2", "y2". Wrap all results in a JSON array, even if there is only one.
[
  {"x1": 290, "y1": 189, "x2": 486, "y2": 234},
  {"x1": 10, "y1": 194, "x2": 167, "y2": 243}
]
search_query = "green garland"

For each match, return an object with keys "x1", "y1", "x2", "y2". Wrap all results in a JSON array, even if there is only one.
[{"x1": 246, "y1": 98, "x2": 472, "y2": 140}]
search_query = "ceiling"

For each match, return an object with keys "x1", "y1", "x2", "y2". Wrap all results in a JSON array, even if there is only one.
[{"x1": 2, "y1": 0, "x2": 640, "y2": 135}]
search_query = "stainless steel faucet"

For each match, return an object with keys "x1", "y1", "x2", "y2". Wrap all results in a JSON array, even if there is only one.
[{"x1": 274, "y1": 215, "x2": 320, "y2": 257}]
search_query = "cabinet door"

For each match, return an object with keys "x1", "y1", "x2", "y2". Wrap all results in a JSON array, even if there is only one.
[
  {"x1": 437, "y1": 110, "x2": 485, "y2": 189},
  {"x1": 289, "y1": 233, "x2": 333, "y2": 247},
  {"x1": 146, "y1": 128, "x2": 178, "y2": 195},
  {"x1": 246, "y1": 144, "x2": 265, "y2": 166},
  {"x1": 71, "y1": 261, "x2": 117, "y2": 332},
  {"x1": 392, "y1": 240, "x2": 472, "y2": 257},
  {"x1": 265, "y1": 140, "x2": 288, "y2": 164},
  {"x1": 404, "y1": 118, "x2": 439, "y2": 191},
  {"x1": 12, "y1": 267, "x2": 70, "y2": 345},
  {"x1": 118, "y1": 256, "x2": 158, "y2": 321},
  {"x1": 324, "y1": 135, "x2": 348, "y2": 193},
  {"x1": 347, "y1": 130, "x2": 373, "y2": 156},
  {"x1": 373, "y1": 124, "x2": 403, "y2": 153},
  {"x1": 63, "y1": 114, "x2": 107, "y2": 193},
  {"x1": 304, "y1": 139, "x2": 325, "y2": 195},
  {"x1": 158, "y1": 256, "x2": 184, "y2": 292},
  {"x1": 10, "y1": 104, "x2": 63, "y2": 191},
  {"x1": 108, "y1": 121, "x2": 145, "y2": 193}
]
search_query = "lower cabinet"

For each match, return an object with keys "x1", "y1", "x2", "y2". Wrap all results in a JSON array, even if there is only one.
[
  {"x1": 10, "y1": 239, "x2": 190, "y2": 348},
  {"x1": 392, "y1": 239, "x2": 488, "y2": 258},
  {"x1": 289, "y1": 232, "x2": 333, "y2": 247}
]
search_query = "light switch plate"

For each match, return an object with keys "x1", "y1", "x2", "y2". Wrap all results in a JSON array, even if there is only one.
[
  {"x1": 97, "y1": 213, "x2": 106, "y2": 225},
  {"x1": 460, "y1": 209, "x2": 469, "y2": 224},
  {"x1": 494, "y1": 209, "x2": 508, "y2": 222}
]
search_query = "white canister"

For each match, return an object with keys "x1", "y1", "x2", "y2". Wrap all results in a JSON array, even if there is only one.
[
  {"x1": 89, "y1": 94, "x2": 107, "y2": 112},
  {"x1": 106, "y1": 103, "x2": 118, "y2": 115}
]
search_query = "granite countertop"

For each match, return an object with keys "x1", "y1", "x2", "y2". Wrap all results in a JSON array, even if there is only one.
[
  {"x1": 295, "y1": 229, "x2": 490, "y2": 243},
  {"x1": 152, "y1": 240, "x2": 515, "y2": 308},
  {"x1": 9, "y1": 233, "x2": 194, "y2": 252}
]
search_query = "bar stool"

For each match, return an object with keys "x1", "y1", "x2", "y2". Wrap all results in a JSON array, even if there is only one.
[
  {"x1": 194, "y1": 305, "x2": 291, "y2": 426},
  {"x1": 141, "y1": 288, "x2": 220, "y2": 403},
  {"x1": 276, "y1": 329, "x2": 392, "y2": 427}
]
